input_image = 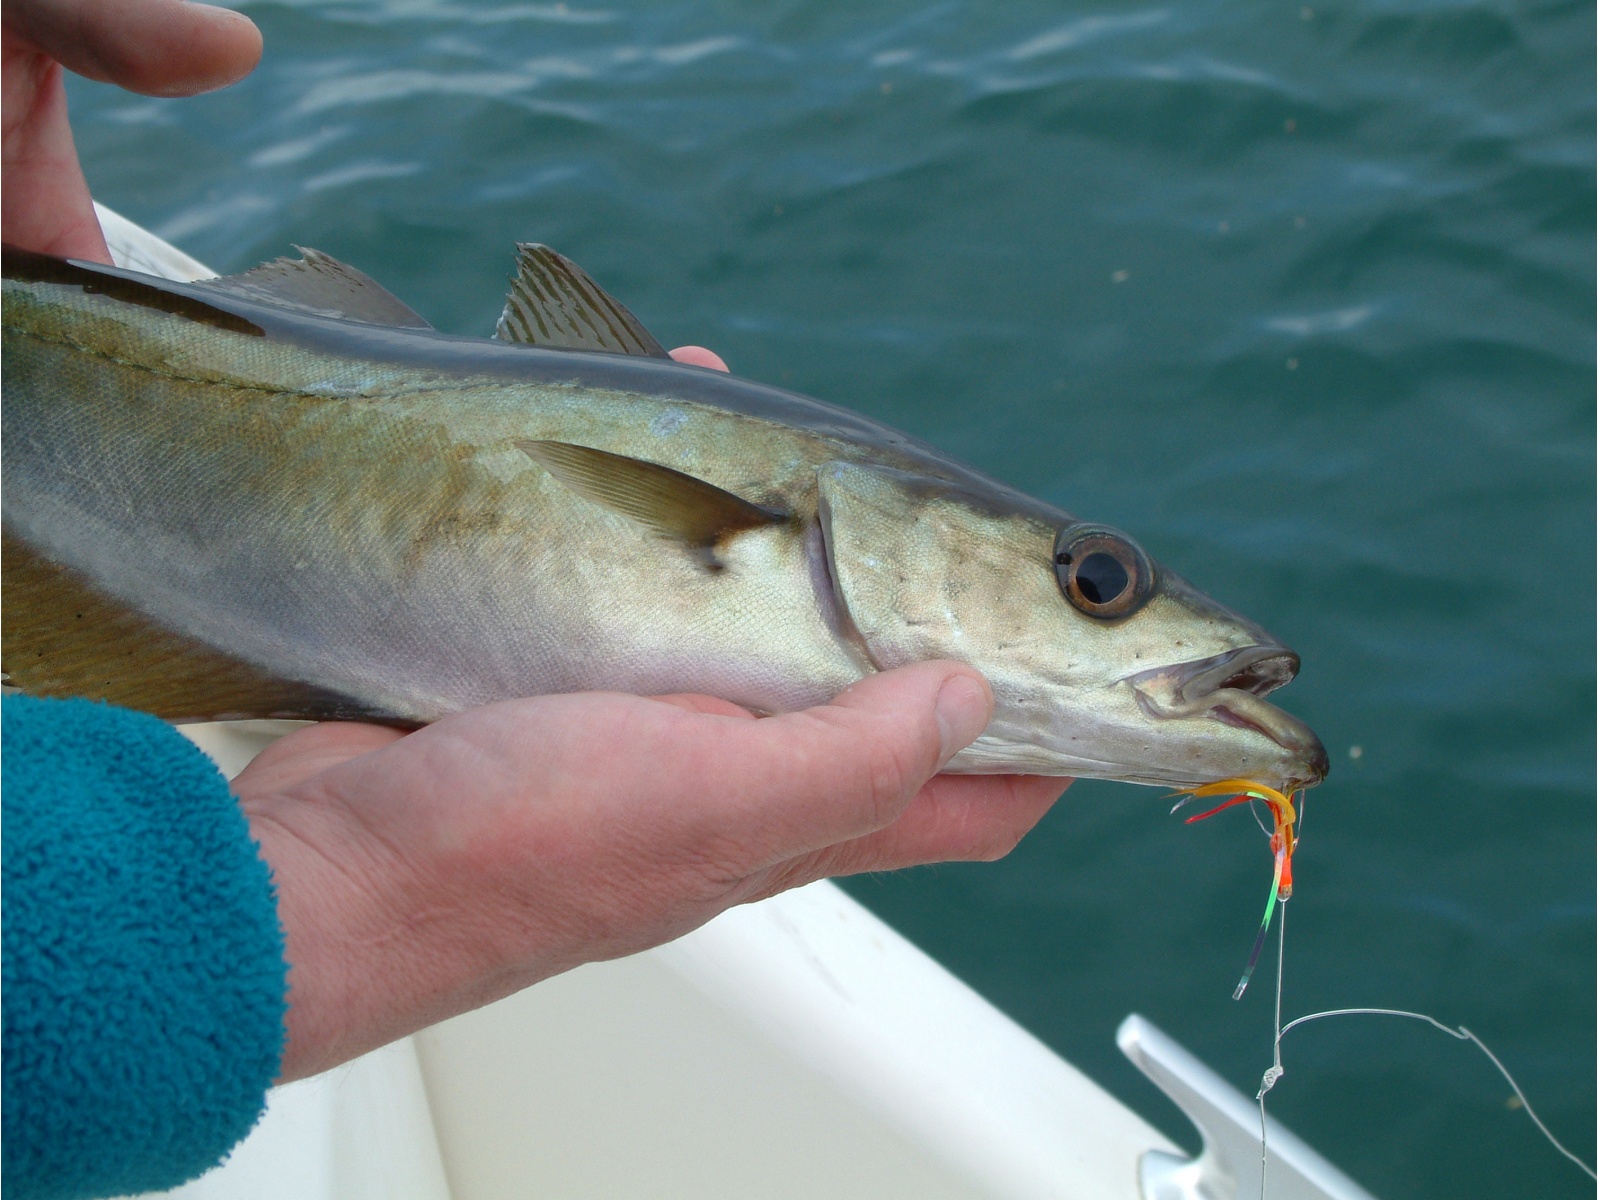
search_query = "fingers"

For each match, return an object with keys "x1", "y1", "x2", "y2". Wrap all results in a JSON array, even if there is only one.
[
  {"x1": 697, "y1": 663, "x2": 994, "y2": 871},
  {"x1": 668, "y1": 346, "x2": 729, "y2": 372},
  {"x1": 745, "y1": 775, "x2": 1070, "y2": 901},
  {"x1": 0, "y1": 48, "x2": 111, "y2": 260},
  {"x1": 648, "y1": 693, "x2": 757, "y2": 719},
  {"x1": 5, "y1": 0, "x2": 262, "y2": 97},
  {"x1": 834, "y1": 773, "x2": 1068, "y2": 871}
]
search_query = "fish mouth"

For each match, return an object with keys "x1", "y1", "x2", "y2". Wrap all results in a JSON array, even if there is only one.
[{"x1": 1126, "y1": 644, "x2": 1329, "y2": 786}]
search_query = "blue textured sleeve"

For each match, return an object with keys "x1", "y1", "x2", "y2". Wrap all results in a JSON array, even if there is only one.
[{"x1": 2, "y1": 695, "x2": 287, "y2": 1200}]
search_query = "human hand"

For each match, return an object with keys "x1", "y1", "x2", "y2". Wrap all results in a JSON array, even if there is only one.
[
  {"x1": 2, "y1": 0, "x2": 261, "y2": 260},
  {"x1": 233, "y1": 663, "x2": 1068, "y2": 1082},
  {"x1": 666, "y1": 345, "x2": 728, "y2": 370}
]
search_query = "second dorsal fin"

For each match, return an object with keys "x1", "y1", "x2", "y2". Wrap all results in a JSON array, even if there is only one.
[
  {"x1": 201, "y1": 248, "x2": 434, "y2": 328},
  {"x1": 495, "y1": 244, "x2": 669, "y2": 358}
]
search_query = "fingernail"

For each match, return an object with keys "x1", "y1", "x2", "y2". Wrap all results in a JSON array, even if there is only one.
[{"x1": 934, "y1": 674, "x2": 991, "y2": 765}]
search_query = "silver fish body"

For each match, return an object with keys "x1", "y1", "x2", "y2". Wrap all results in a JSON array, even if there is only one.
[{"x1": 1, "y1": 248, "x2": 1327, "y2": 790}]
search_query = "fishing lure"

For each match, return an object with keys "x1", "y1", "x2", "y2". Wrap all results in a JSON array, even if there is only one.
[
  {"x1": 1169, "y1": 778, "x2": 1597, "y2": 1191},
  {"x1": 1169, "y1": 778, "x2": 1299, "y2": 1000}
]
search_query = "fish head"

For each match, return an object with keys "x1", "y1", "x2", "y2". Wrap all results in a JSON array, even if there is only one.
[{"x1": 816, "y1": 460, "x2": 1328, "y2": 790}]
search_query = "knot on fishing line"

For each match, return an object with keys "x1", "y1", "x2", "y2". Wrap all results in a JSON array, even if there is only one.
[{"x1": 1256, "y1": 1064, "x2": 1283, "y2": 1101}]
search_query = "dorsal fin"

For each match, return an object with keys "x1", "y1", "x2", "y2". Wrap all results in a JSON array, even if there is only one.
[
  {"x1": 0, "y1": 530, "x2": 398, "y2": 724},
  {"x1": 495, "y1": 244, "x2": 669, "y2": 358},
  {"x1": 200, "y1": 247, "x2": 433, "y2": 328},
  {"x1": 516, "y1": 440, "x2": 785, "y2": 569},
  {"x1": 3, "y1": 245, "x2": 264, "y2": 336}
]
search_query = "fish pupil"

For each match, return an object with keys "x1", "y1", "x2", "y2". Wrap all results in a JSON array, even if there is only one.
[{"x1": 1076, "y1": 552, "x2": 1128, "y2": 604}]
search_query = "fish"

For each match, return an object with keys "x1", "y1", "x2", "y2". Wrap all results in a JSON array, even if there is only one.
[{"x1": 1, "y1": 242, "x2": 1328, "y2": 790}]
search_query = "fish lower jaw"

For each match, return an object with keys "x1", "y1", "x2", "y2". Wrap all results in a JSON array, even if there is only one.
[
  {"x1": 1128, "y1": 684, "x2": 1328, "y2": 789},
  {"x1": 1205, "y1": 689, "x2": 1327, "y2": 785},
  {"x1": 942, "y1": 735, "x2": 1309, "y2": 790},
  {"x1": 943, "y1": 735, "x2": 1080, "y2": 775},
  {"x1": 1205, "y1": 691, "x2": 1283, "y2": 743},
  {"x1": 940, "y1": 734, "x2": 1238, "y2": 787}
]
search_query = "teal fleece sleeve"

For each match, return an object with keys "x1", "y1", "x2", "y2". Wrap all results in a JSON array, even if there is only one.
[{"x1": 2, "y1": 695, "x2": 287, "y2": 1200}]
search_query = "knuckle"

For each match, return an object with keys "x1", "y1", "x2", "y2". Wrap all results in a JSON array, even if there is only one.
[{"x1": 859, "y1": 737, "x2": 920, "y2": 828}]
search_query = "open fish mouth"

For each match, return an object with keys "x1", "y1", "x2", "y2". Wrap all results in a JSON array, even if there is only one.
[{"x1": 1126, "y1": 644, "x2": 1329, "y2": 785}]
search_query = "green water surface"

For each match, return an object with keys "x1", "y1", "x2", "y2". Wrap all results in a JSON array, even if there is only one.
[{"x1": 68, "y1": 1, "x2": 1595, "y2": 1195}]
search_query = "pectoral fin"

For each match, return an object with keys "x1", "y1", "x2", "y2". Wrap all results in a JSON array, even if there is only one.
[
  {"x1": 516, "y1": 440, "x2": 787, "y2": 568},
  {"x1": 495, "y1": 244, "x2": 670, "y2": 358},
  {"x1": 1, "y1": 531, "x2": 394, "y2": 723}
]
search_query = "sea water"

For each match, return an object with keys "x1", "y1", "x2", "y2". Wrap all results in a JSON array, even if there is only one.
[{"x1": 68, "y1": 1, "x2": 1595, "y2": 1195}]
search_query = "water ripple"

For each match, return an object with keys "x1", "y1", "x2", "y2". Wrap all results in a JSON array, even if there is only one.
[
  {"x1": 296, "y1": 68, "x2": 539, "y2": 115},
  {"x1": 1265, "y1": 303, "x2": 1380, "y2": 336},
  {"x1": 247, "y1": 126, "x2": 352, "y2": 169},
  {"x1": 302, "y1": 160, "x2": 422, "y2": 192},
  {"x1": 1003, "y1": 9, "x2": 1170, "y2": 61}
]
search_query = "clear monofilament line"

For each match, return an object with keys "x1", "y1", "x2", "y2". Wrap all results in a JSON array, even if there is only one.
[
  {"x1": 1247, "y1": 795, "x2": 1275, "y2": 838},
  {"x1": 1256, "y1": 897, "x2": 1289, "y2": 1199},
  {"x1": 1269, "y1": 1008, "x2": 1597, "y2": 1184},
  {"x1": 1246, "y1": 788, "x2": 1592, "y2": 1192},
  {"x1": 1273, "y1": 898, "x2": 1286, "y2": 1069}
]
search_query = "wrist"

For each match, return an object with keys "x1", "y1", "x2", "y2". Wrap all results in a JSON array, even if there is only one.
[{"x1": 241, "y1": 778, "x2": 574, "y2": 1082}]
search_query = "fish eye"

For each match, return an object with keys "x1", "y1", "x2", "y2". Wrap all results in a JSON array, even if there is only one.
[{"x1": 1052, "y1": 525, "x2": 1154, "y2": 619}]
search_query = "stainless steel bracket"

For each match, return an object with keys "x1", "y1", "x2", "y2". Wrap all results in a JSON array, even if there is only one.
[{"x1": 1117, "y1": 1014, "x2": 1379, "y2": 1200}]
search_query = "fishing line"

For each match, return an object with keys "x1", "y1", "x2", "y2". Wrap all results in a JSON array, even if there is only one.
[
  {"x1": 1257, "y1": 1006, "x2": 1598, "y2": 1187},
  {"x1": 1255, "y1": 896, "x2": 1288, "y2": 1199},
  {"x1": 1175, "y1": 782, "x2": 1594, "y2": 1193},
  {"x1": 1247, "y1": 796, "x2": 1275, "y2": 838}
]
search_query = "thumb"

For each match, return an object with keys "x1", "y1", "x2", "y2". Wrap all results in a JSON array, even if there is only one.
[
  {"x1": 821, "y1": 663, "x2": 995, "y2": 775},
  {"x1": 7, "y1": 0, "x2": 262, "y2": 97},
  {"x1": 231, "y1": 721, "x2": 407, "y2": 796},
  {"x1": 712, "y1": 662, "x2": 995, "y2": 867}
]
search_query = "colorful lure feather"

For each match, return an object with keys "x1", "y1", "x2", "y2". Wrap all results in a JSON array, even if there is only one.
[{"x1": 1170, "y1": 779, "x2": 1299, "y2": 999}]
